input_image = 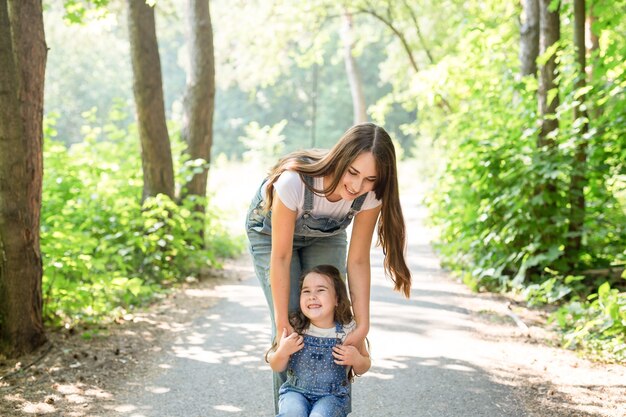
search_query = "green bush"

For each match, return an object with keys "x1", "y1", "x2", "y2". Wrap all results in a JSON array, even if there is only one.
[
  {"x1": 421, "y1": 2, "x2": 626, "y2": 363},
  {"x1": 41, "y1": 113, "x2": 242, "y2": 327},
  {"x1": 553, "y1": 282, "x2": 626, "y2": 363}
]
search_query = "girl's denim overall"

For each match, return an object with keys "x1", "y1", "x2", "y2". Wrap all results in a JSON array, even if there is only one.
[
  {"x1": 245, "y1": 175, "x2": 365, "y2": 413},
  {"x1": 277, "y1": 323, "x2": 350, "y2": 417}
]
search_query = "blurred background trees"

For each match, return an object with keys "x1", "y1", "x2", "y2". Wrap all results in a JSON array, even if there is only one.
[{"x1": 1, "y1": 0, "x2": 623, "y2": 362}]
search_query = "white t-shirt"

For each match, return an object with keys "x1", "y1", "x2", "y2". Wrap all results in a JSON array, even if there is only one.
[
  {"x1": 265, "y1": 170, "x2": 382, "y2": 219},
  {"x1": 305, "y1": 320, "x2": 357, "y2": 343}
]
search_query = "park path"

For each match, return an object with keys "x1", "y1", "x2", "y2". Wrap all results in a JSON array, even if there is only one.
[{"x1": 104, "y1": 177, "x2": 624, "y2": 417}]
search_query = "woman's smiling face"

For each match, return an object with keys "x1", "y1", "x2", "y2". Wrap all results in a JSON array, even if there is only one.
[
  {"x1": 300, "y1": 272, "x2": 338, "y2": 328},
  {"x1": 326, "y1": 151, "x2": 378, "y2": 202}
]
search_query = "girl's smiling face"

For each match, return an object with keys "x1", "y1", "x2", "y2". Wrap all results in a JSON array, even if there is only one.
[
  {"x1": 326, "y1": 151, "x2": 378, "y2": 202},
  {"x1": 300, "y1": 272, "x2": 338, "y2": 328}
]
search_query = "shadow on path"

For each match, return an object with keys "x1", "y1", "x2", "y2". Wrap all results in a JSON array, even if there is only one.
[{"x1": 107, "y1": 276, "x2": 525, "y2": 417}]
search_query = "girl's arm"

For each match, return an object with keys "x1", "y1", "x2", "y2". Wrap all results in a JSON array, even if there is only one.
[
  {"x1": 270, "y1": 195, "x2": 298, "y2": 336},
  {"x1": 344, "y1": 205, "x2": 381, "y2": 347},
  {"x1": 332, "y1": 340, "x2": 371, "y2": 375},
  {"x1": 268, "y1": 328, "x2": 304, "y2": 372}
]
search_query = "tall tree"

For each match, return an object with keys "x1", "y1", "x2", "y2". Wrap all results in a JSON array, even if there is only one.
[
  {"x1": 565, "y1": 0, "x2": 589, "y2": 266},
  {"x1": 181, "y1": 0, "x2": 215, "y2": 212},
  {"x1": 534, "y1": 0, "x2": 561, "y2": 255},
  {"x1": 127, "y1": 0, "x2": 175, "y2": 201},
  {"x1": 520, "y1": 0, "x2": 540, "y2": 76},
  {"x1": 341, "y1": 10, "x2": 367, "y2": 124},
  {"x1": 0, "y1": 0, "x2": 47, "y2": 357},
  {"x1": 538, "y1": 0, "x2": 560, "y2": 147}
]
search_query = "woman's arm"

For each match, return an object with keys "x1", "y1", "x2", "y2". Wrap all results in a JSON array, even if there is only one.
[
  {"x1": 344, "y1": 205, "x2": 380, "y2": 347},
  {"x1": 270, "y1": 195, "x2": 298, "y2": 336}
]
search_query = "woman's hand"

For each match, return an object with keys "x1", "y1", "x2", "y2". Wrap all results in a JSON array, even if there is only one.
[{"x1": 275, "y1": 317, "x2": 294, "y2": 340}]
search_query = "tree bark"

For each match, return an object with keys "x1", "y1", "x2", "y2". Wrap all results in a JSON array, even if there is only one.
[
  {"x1": 538, "y1": 0, "x2": 560, "y2": 147},
  {"x1": 530, "y1": 0, "x2": 561, "y2": 262},
  {"x1": 586, "y1": 1, "x2": 601, "y2": 116},
  {"x1": 181, "y1": 0, "x2": 215, "y2": 207},
  {"x1": 565, "y1": 0, "x2": 589, "y2": 266},
  {"x1": 520, "y1": 0, "x2": 540, "y2": 76},
  {"x1": 0, "y1": 0, "x2": 47, "y2": 357},
  {"x1": 341, "y1": 10, "x2": 367, "y2": 124},
  {"x1": 586, "y1": 1, "x2": 599, "y2": 59},
  {"x1": 127, "y1": 0, "x2": 175, "y2": 201}
]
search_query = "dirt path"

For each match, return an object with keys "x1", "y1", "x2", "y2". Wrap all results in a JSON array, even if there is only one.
[{"x1": 1, "y1": 167, "x2": 625, "y2": 416}]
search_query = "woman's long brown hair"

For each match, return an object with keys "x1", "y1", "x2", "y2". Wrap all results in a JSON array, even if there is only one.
[{"x1": 264, "y1": 123, "x2": 411, "y2": 297}]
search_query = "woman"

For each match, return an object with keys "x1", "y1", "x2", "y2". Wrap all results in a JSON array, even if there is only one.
[{"x1": 245, "y1": 122, "x2": 411, "y2": 411}]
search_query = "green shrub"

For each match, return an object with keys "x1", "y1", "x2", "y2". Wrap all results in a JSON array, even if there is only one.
[
  {"x1": 553, "y1": 282, "x2": 626, "y2": 363},
  {"x1": 41, "y1": 113, "x2": 241, "y2": 327}
]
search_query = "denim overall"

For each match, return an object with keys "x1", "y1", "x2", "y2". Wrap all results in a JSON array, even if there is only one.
[
  {"x1": 277, "y1": 323, "x2": 350, "y2": 417},
  {"x1": 245, "y1": 175, "x2": 366, "y2": 413},
  {"x1": 246, "y1": 175, "x2": 366, "y2": 237}
]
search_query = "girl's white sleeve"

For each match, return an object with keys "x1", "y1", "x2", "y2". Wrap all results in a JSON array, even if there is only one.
[{"x1": 273, "y1": 171, "x2": 304, "y2": 212}]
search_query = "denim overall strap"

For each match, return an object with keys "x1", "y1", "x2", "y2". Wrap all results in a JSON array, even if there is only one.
[
  {"x1": 302, "y1": 174, "x2": 368, "y2": 216},
  {"x1": 346, "y1": 194, "x2": 367, "y2": 223},
  {"x1": 302, "y1": 175, "x2": 315, "y2": 215},
  {"x1": 335, "y1": 321, "x2": 346, "y2": 342},
  {"x1": 349, "y1": 193, "x2": 366, "y2": 212}
]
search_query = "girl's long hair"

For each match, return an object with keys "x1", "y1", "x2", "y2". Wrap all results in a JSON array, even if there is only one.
[{"x1": 264, "y1": 123, "x2": 411, "y2": 297}]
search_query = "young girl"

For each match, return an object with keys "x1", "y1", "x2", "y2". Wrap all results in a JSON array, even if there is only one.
[
  {"x1": 246, "y1": 122, "x2": 411, "y2": 411},
  {"x1": 267, "y1": 265, "x2": 371, "y2": 417}
]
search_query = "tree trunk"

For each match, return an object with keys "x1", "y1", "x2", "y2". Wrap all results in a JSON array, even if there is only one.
[
  {"x1": 538, "y1": 0, "x2": 560, "y2": 147},
  {"x1": 127, "y1": 0, "x2": 175, "y2": 201},
  {"x1": 586, "y1": 1, "x2": 601, "y2": 116},
  {"x1": 181, "y1": 0, "x2": 215, "y2": 208},
  {"x1": 520, "y1": 0, "x2": 540, "y2": 76},
  {"x1": 565, "y1": 0, "x2": 589, "y2": 267},
  {"x1": 0, "y1": 0, "x2": 47, "y2": 357},
  {"x1": 530, "y1": 0, "x2": 561, "y2": 265},
  {"x1": 341, "y1": 10, "x2": 367, "y2": 124},
  {"x1": 586, "y1": 1, "x2": 599, "y2": 59}
]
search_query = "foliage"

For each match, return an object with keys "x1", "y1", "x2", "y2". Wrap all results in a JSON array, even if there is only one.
[
  {"x1": 41, "y1": 112, "x2": 242, "y2": 327},
  {"x1": 553, "y1": 282, "x2": 626, "y2": 363},
  {"x1": 44, "y1": 1, "x2": 415, "y2": 159},
  {"x1": 44, "y1": 4, "x2": 132, "y2": 146},
  {"x1": 239, "y1": 120, "x2": 287, "y2": 166},
  {"x1": 41, "y1": 0, "x2": 626, "y2": 362},
  {"x1": 56, "y1": 0, "x2": 112, "y2": 24},
  {"x1": 420, "y1": 1, "x2": 626, "y2": 362}
]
